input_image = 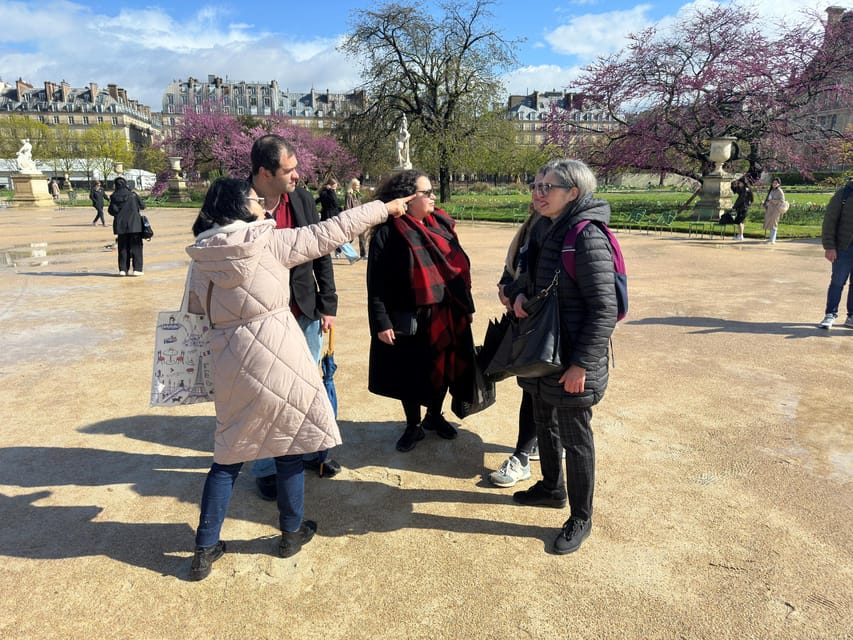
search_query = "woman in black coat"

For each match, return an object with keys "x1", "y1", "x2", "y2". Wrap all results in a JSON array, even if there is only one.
[
  {"x1": 503, "y1": 158, "x2": 618, "y2": 555},
  {"x1": 108, "y1": 176, "x2": 147, "y2": 276},
  {"x1": 316, "y1": 178, "x2": 341, "y2": 221},
  {"x1": 367, "y1": 170, "x2": 476, "y2": 452}
]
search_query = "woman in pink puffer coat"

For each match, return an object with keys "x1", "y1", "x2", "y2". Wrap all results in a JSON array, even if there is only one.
[{"x1": 185, "y1": 177, "x2": 411, "y2": 580}]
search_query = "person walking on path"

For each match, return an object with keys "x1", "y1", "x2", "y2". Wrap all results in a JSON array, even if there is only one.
[
  {"x1": 818, "y1": 178, "x2": 853, "y2": 329},
  {"x1": 90, "y1": 181, "x2": 108, "y2": 226},
  {"x1": 107, "y1": 177, "x2": 146, "y2": 276},
  {"x1": 503, "y1": 159, "x2": 618, "y2": 555},
  {"x1": 731, "y1": 178, "x2": 753, "y2": 241},
  {"x1": 185, "y1": 177, "x2": 412, "y2": 581},
  {"x1": 762, "y1": 178, "x2": 788, "y2": 244},
  {"x1": 49, "y1": 178, "x2": 60, "y2": 201}
]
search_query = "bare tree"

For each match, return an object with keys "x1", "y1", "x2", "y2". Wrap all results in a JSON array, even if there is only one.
[{"x1": 341, "y1": 0, "x2": 520, "y2": 201}]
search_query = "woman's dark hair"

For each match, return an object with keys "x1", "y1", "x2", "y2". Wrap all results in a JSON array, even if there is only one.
[
  {"x1": 114, "y1": 176, "x2": 128, "y2": 190},
  {"x1": 192, "y1": 178, "x2": 257, "y2": 236},
  {"x1": 373, "y1": 169, "x2": 426, "y2": 202}
]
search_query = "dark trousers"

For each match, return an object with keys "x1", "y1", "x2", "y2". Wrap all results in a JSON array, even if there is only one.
[
  {"x1": 532, "y1": 399, "x2": 595, "y2": 520},
  {"x1": 92, "y1": 207, "x2": 105, "y2": 225},
  {"x1": 116, "y1": 233, "x2": 143, "y2": 273},
  {"x1": 402, "y1": 386, "x2": 448, "y2": 426},
  {"x1": 514, "y1": 390, "x2": 537, "y2": 456}
]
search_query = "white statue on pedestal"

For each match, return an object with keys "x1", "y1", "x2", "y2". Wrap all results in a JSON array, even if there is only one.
[
  {"x1": 16, "y1": 139, "x2": 40, "y2": 174},
  {"x1": 395, "y1": 115, "x2": 412, "y2": 170}
]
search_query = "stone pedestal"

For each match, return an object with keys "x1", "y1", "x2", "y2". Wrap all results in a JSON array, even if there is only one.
[
  {"x1": 693, "y1": 175, "x2": 733, "y2": 221},
  {"x1": 10, "y1": 174, "x2": 56, "y2": 208},
  {"x1": 167, "y1": 177, "x2": 191, "y2": 203}
]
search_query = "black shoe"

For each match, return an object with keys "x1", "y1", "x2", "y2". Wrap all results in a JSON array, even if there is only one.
[
  {"x1": 396, "y1": 425, "x2": 425, "y2": 452},
  {"x1": 421, "y1": 412, "x2": 457, "y2": 439},
  {"x1": 255, "y1": 474, "x2": 277, "y2": 501},
  {"x1": 553, "y1": 517, "x2": 591, "y2": 554},
  {"x1": 279, "y1": 520, "x2": 317, "y2": 558},
  {"x1": 512, "y1": 480, "x2": 567, "y2": 509},
  {"x1": 190, "y1": 541, "x2": 225, "y2": 581},
  {"x1": 304, "y1": 457, "x2": 341, "y2": 478}
]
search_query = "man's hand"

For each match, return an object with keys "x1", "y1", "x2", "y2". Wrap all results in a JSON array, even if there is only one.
[
  {"x1": 825, "y1": 249, "x2": 837, "y2": 263},
  {"x1": 321, "y1": 315, "x2": 336, "y2": 332},
  {"x1": 559, "y1": 364, "x2": 587, "y2": 394}
]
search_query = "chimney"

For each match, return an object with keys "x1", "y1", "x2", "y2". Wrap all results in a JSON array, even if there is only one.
[
  {"x1": 16, "y1": 78, "x2": 33, "y2": 101},
  {"x1": 60, "y1": 80, "x2": 71, "y2": 103},
  {"x1": 89, "y1": 82, "x2": 98, "y2": 103},
  {"x1": 107, "y1": 83, "x2": 118, "y2": 100},
  {"x1": 43, "y1": 80, "x2": 57, "y2": 101},
  {"x1": 117, "y1": 87, "x2": 127, "y2": 102}
]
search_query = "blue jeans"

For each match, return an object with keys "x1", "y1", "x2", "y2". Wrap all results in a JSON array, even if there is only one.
[
  {"x1": 252, "y1": 316, "x2": 327, "y2": 479},
  {"x1": 195, "y1": 455, "x2": 305, "y2": 547},
  {"x1": 825, "y1": 244, "x2": 853, "y2": 316}
]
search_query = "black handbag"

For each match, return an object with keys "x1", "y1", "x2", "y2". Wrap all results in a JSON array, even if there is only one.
[
  {"x1": 141, "y1": 215, "x2": 154, "y2": 240},
  {"x1": 451, "y1": 346, "x2": 497, "y2": 419},
  {"x1": 483, "y1": 271, "x2": 563, "y2": 379},
  {"x1": 389, "y1": 310, "x2": 418, "y2": 336}
]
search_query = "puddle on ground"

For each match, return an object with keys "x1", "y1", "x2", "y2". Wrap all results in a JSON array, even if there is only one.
[{"x1": 0, "y1": 243, "x2": 107, "y2": 268}]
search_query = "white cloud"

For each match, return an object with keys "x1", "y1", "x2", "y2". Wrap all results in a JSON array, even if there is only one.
[
  {"x1": 501, "y1": 64, "x2": 585, "y2": 97},
  {"x1": 543, "y1": 4, "x2": 655, "y2": 59}
]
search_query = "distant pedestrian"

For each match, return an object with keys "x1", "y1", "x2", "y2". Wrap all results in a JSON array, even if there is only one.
[
  {"x1": 762, "y1": 178, "x2": 788, "y2": 244},
  {"x1": 345, "y1": 179, "x2": 368, "y2": 257},
  {"x1": 731, "y1": 178, "x2": 753, "y2": 241},
  {"x1": 90, "y1": 181, "x2": 108, "y2": 226},
  {"x1": 108, "y1": 177, "x2": 146, "y2": 276},
  {"x1": 49, "y1": 178, "x2": 60, "y2": 201},
  {"x1": 818, "y1": 178, "x2": 853, "y2": 330}
]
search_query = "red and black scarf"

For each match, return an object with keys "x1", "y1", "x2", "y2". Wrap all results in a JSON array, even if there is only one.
[{"x1": 393, "y1": 209, "x2": 474, "y2": 390}]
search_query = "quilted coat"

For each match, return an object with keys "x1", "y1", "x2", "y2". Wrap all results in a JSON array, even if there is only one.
[
  {"x1": 185, "y1": 200, "x2": 389, "y2": 464},
  {"x1": 505, "y1": 195, "x2": 618, "y2": 408}
]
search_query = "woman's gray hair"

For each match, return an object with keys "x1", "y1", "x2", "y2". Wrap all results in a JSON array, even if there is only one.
[{"x1": 539, "y1": 159, "x2": 597, "y2": 198}]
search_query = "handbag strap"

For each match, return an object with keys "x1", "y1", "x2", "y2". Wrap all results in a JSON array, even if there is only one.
[
  {"x1": 179, "y1": 262, "x2": 195, "y2": 311},
  {"x1": 205, "y1": 281, "x2": 215, "y2": 329}
]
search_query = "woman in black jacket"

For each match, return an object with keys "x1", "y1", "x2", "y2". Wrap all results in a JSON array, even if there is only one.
[
  {"x1": 503, "y1": 158, "x2": 618, "y2": 555},
  {"x1": 108, "y1": 176, "x2": 147, "y2": 276},
  {"x1": 367, "y1": 170, "x2": 476, "y2": 452}
]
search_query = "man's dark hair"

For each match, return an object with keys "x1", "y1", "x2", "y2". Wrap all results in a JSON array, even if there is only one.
[
  {"x1": 373, "y1": 169, "x2": 426, "y2": 202},
  {"x1": 250, "y1": 134, "x2": 296, "y2": 176}
]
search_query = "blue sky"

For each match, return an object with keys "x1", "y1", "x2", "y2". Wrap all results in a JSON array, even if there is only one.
[{"x1": 0, "y1": 0, "x2": 833, "y2": 109}]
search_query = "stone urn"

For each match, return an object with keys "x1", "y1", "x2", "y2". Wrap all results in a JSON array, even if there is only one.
[
  {"x1": 113, "y1": 161, "x2": 124, "y2": 176},
  {"x1": 707, "y1": 137, "x2": 737, "y2": 176},
  {"x1": 169, "y1": 157, "x2": 183, "y2": 176}
]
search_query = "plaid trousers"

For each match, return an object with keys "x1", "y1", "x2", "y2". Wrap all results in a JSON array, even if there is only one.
[{"x1": 532, "y1": 399, "x2": 595, "y2": 521}]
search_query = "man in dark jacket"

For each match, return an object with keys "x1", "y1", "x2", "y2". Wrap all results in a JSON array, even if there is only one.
[
  {"x1": 248, "y1": 134, "x2": 341, "y2": 493},
  {"x1": 90, "y1": 180, "x2": 108, "y2": 226},
  {"x1": 107, "y1": 177, "x2": 146, "y2": 276},
  {"x1": 818, "y1": 178, "x2": 853, "y2": 329},
  {"x1": 503, "y1": 159, "x2": 618, "y2": 555}
]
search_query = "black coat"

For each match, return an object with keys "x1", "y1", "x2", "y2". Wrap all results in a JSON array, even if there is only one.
[
  {"x1": 107, "y1": 187, "x2": 145, "y2": 235},
  {"x1": 89, "y1": 186, "x2": 107, "y2": 209},
  {"x1": 505, "y1": 196, "x2": 618, "y2": 408},
  {"x1": 316, "y1": 187, "x2": 341, "y2": 221},
  {"x1": 289, "y1": 186, "x2": 337, "y2": 319},
  {"x1": 366, "y1": 218, "x2": 475, "y2": 404}
]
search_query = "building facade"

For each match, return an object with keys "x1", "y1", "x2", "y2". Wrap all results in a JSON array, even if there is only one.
[
  {"x1": 0, "y1": 78, "x2": 160, "y2": 149},
  {"x1": 159, "y1": 75, "x2": 367, "y2": 139},
  {"x1": 506, "y1": 91, "x2": 620, "y2": 147}
]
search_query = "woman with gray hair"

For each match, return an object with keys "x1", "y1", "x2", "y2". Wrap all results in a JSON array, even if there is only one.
[{"x1": 501, "y1": 158, "x2": 618, "y2": 554}]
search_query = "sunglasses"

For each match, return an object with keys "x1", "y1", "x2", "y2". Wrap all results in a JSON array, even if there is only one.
[
  {"x1": 528, "y1": 182, "x2": 573, "y2": 196},
  {"x1": 415, "y1": 189, "x2": 435, "y2": 198},
  {"x1": 247, "y1": 196, "x2": 265, "y2": 206}
]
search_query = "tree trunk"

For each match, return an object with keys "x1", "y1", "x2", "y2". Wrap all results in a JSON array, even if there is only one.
[{"x1": 439, "y1": 165, "x2": 452, "y2": 204}]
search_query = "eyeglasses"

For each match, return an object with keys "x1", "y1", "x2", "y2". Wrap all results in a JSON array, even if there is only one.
[
  {"x1": 528, "y1": 182, "x2": 573, "y2": 196},
  {"x1": 415, "y1": 189, "x2": 435, "y2": 198},
  {"x1": 247, "y1": 196, "x2": 265, "y2": 206}
]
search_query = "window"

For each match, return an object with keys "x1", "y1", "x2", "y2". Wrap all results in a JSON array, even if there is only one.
[
  {"x1": 82, "y1": 116, "x2": 89, "y2": 124},
  {"x1": 111, "y1": 117, "x2": 118, "y2": 125},
  {"x1": 53, "y1": 115, "x2": 60, "y2": 123},
  {"x1": 97, "y1": 116, "x2": 104, "y2": 123},
  {"x1": 68, "y1": 116, "x2": 75, "y2": 124}
]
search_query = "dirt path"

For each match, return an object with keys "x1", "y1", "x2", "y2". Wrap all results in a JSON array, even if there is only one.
[{"x1": 0, "y1": 204, "x2": 850, "y2": 640}]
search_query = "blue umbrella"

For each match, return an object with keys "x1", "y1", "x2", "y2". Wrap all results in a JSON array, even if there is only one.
[{"x1": 321, "y1": 326, "x2": 338, "y2": 418}]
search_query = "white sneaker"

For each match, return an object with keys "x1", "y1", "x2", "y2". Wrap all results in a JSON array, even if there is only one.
[
  {"x1": 118, "y1": 270, "x2": 127, "y2": 276},
  {"x1": 819, "y1": 314, "x2": 836, "y2": 329},
  {"x1": 488, "y1": 456, "x2": 532, "y2": 488},
  {"x1": 131, "y1": 271, "x2": 143, "y2": 276}
]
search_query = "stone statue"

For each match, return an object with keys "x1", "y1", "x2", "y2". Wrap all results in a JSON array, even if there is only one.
[
  {"x1": 15, "y1": 139, "x2": 39, "y2": 174},
  {"x1": 395, "y1": 115, "x2": 412, "y2": 170}
]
